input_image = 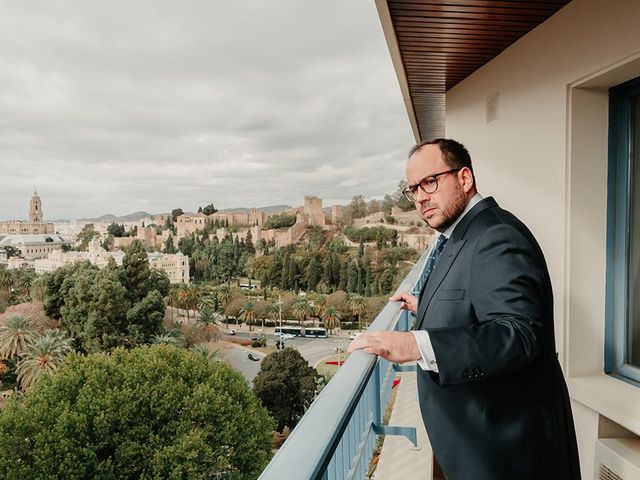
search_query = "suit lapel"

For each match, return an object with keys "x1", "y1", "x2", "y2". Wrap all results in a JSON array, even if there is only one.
[
  {"x1": 416, "y1": 239, "x2": 465, "y2": 330},
  {"x1": 415, "y1": 196, "x2": 498, "y2": 330}
]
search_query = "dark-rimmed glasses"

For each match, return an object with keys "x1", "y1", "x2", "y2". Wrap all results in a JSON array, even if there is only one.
[{"x1": 402, "y1": 168, "x2": 461, "y2": 202}]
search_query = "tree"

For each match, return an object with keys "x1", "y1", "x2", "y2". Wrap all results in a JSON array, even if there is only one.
[
  {"x1": 348, "y1": 294, "x2": 368, "y2": 332},
  {"x1": 202, "y1": 203, "x2": 218, "y2": 216},
  {"x1": 245, "y1": 229, "x2": 255, "y2": 255},
  {"x1": 238, "y1": 300, "x2": 256, "y2": 331},
  {"x1": 164, "y1": 235, "x2": 177, "y2": 254},
  {"x1": 0, "y1": 314, "x2": 34, "y2": 360},
  {"x1": 125, "y1": 290, "x2": 165, "y2": 344},
  {"x1": 84, "y1": 262, "x2": 129, "y2": 351},
  {"x1": 107, "y1": 222, "x2": 127, "y2": 237},
  {"x1": 364, "y1": 266, "x2": 372, "y2": 297},
  {"x1": 76, "y1": 224, "x2": 99, "y2": 251},
  {"x1": 346, "y1": 259, "x2": 359, "y2": 293},
  {"x1": 291, "y1": 297, "x2": 313, "y2": 326},
  {"x1": 197, "y1": 306, "x2": 220, "y2": 342},
  {"x1": 304, "y1": 255, "x2": 322, "y2": 291},
  {"x1": 0, "y1": 346, "x2": 274, "y2": 479},
  {"x1": 253, "y1": 347, "x2": 318, "y2": 432},
  {"x1": 347, "y1": 194, "x2": 367, "y2": 220},
  {"x1": 3, "y1": 246, "x2": 21, "y2": 259},
  {"x1": 322, "y1": 306, "x2": 341, "y2": 334},
  {"x1": 378, "y1": 269, "x2": 395, "y2": 295},
  {"x1": 16, "y1": 329, "x2": 73, "y2": 390},
  {"x1": 171, "y1": 208, "x2": 184, "y2": 222},
  {"x1": 121, "y1": 240, "x2": 151, "y2": 304},
  {"x1": 264, "y1": 213, "x2": 297, "y2": 229}
]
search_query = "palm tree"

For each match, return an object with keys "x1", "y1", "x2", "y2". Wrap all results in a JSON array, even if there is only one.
[
  {"x1": 217, "y1": 285, "x2": 233, "y2": 328},
  {"x1": 14, "y1": 272, "x2": 34, "y2": 299},
  {"x1": 322, "y1": 305, "x2": 342, "y2": 335},
  {"x1": 30, "y1": 276, "x2": 46, "y2": 303},
  {"x1": 313, "y1": 294, "x2": 328, "y2": 327},
  {"x1": 198, "y1": 293, "x2": 217, "y2": 313},
  {"x1": 239, "y1": 300, "x2": 256, "y2": 331},
  {"x1": 0, "y1": 314, "x2": 34, "y2": 360},
  {"x1": 291, "y1": 297, "x2": 314, "y2": 327},
  {"x1": 151, "y1": 330, "x2": 185, "y2": 347},
  {"x1": 197, "y1": 306, "x2": 220, "y2": 341},
  {"x1": 176, "y1": 284, "x2": 200, "y2": 322},
  {"x1": 16, "y1": 329, "x2": 73, "y2": 390},
  {"x1": 186, "y1": 285, "x2": 201, "y2": 322},
  {"x1": 191, "y1": 344, "x2": 220, "y2": 362},
  {"x1": 348, "y1": 294, "x2": 368, "y2": 332},
  {"x1": 0, "y1": 268, "x2": 13, "y2": 293},
  {"x1": 165, "y1": 288, "x2": 180, "y2": 323},
  {"x1": 176, "y1": 284, "x2": 191, "y2": 321},
  {"x1": 217, "y1": 284, "x2": 232, "y2": 308}
]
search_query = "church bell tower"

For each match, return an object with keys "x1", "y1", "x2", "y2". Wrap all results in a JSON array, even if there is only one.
[{"x1": 29, "y1": 189, "x2": 43, "y2": 223}]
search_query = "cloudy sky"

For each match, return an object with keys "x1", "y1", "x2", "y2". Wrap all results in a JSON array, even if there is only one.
[{"x1": 0, "y1": 0, "x2": 413, "y2": 220}]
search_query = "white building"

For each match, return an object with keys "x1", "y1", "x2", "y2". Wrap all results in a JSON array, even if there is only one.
[
  {"x1": 34, "y1": 238, "x2": 125, "y2": 274},
  {"x1": 0, "y1": 234, "x2": 70, "y2": 260},
  {"x1": 147, "y1": 251, "x2": 190, "y2": 284},
  {"x1": 377, "y1": 0, "x2": 640, "y2": 477},
  {"x1": 34, "y1": 239, "x2": 189, "y2": 284}
]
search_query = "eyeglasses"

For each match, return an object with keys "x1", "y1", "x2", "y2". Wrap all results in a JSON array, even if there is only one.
[{"x1": 402, "y1": 168, "x2": 461, "y2": 202}]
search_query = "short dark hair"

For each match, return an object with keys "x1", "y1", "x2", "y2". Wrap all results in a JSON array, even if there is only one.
[{"x1": 408, "y1": 138, "x2": 476, "y2": 187}]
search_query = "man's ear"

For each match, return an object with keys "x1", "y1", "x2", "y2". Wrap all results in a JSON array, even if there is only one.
[{"x1": 460, "y1": 167, "x2": 474, "y2": 193}]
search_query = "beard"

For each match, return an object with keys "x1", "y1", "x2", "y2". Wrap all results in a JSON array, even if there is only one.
[{"x1": 423, "y1": 185, "x2": 468, "y2": 232}]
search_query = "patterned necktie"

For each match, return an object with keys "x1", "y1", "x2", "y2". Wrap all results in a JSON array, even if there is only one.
[{"x1": 414, "y1": 234, "x2": 448, "y2": 295}]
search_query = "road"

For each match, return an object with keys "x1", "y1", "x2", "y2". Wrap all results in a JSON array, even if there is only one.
[{"x1": 222, "y1": 333, "x2": 353, "y2": 383}]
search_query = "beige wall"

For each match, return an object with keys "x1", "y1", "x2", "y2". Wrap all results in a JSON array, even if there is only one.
[{"x1": 443, "y1": 1, "x2": 640, "y2": 476}]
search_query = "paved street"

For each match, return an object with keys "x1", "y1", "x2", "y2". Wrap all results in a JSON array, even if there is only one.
[{"x1": 220, "y1": 330, "x2": 355, "y2": 382}]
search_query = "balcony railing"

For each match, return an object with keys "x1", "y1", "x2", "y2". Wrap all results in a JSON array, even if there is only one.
[{"x1": 258, "y1": 251, "x2": 428, "y2": 480}]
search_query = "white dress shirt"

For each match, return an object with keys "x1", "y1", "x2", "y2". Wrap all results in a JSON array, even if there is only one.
[{"x1": 411, "y1": 192, "x2": 483, "y2": 372}]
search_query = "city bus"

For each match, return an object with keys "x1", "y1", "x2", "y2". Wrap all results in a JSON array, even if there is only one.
[
  {"x1": 304, "y1": 327, "x2": 328, "y2": 338},
  {"x1": 274, "y1": 326, "x2": 303, "y2": 337}
]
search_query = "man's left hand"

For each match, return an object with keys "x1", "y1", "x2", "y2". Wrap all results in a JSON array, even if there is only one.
[{"x1": 347, "y1": 331, "x2": 421, "y2": 363}]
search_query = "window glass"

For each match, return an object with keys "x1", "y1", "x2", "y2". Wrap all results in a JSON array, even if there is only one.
[{"x1": 630, "y1": 95, "x2": 640, "y2": 368}]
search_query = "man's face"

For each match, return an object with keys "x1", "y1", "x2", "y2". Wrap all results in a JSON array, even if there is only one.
[{"x1": 406, "y1": 145, "x2": 469, "y2": 232}]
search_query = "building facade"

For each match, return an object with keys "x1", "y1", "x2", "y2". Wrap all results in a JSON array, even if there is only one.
[
  {"x1": 0, "y1": 191, "x2": 54, "y2": 235},
  {"x1": 147, "y1": 251, "x2": 190, "y2": 284},
  {"x1": 0, "y1": 234, "x2": 70, "y2": 260},
  {"x1": 34, "y1": 238, "x2": 189, "y2": 284}
]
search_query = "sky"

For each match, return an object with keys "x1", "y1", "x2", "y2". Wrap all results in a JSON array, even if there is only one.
[{"x1": 0, "y1": 0, "x2": 414, "y2": 220}]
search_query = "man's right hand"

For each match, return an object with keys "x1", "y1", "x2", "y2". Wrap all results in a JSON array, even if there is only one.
[{"x1": 389, "y1": 291, "x2": 418, "y2": 314}]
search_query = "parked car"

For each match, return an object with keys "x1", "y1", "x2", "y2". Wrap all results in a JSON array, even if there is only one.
[
  {"x1": 349, "y1": 332, "x2": 360, "y2": 340},
  {"x1": 247, "y1": 353, "x2": 260, "y2": 361},
  {"x1": 225, "y1": 329, "x2": 236, "y2": 336}
]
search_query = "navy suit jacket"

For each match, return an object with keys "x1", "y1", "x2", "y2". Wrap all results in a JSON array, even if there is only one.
[{"x1": 416, "y1": 197, "x2": 580, "y2": 479}]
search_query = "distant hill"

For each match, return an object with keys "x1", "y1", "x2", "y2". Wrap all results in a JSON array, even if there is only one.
[
  {"x1": 219, "y1": 205, "x2": 292, "y2": 214},
  {"x1": 54, "y1": 205, "x2": 294, "y2": 223},
  {"x1": 75, "y1": 211, "x2": 153, "y2": 223}
]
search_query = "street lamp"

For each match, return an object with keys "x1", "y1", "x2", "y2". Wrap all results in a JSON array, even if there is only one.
[{"x1": 277, "y1": 295, "x2": 283, "y2": 330}]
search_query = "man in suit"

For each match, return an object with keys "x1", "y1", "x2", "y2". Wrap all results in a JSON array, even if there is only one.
[{"x1": 348, "y1": 139, "x2": 580, "y2": 479}]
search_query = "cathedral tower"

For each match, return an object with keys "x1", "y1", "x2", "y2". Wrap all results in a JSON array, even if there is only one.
[{"x1": 29, "y1": 189, "x2": 43, "y2": 223}]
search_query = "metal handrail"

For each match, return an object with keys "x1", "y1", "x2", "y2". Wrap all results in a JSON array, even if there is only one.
[{"x1": 258, "y1": 251, "x2": 428, "y2": 480}]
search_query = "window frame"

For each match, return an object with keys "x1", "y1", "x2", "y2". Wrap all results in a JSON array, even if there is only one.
[{"x1": 606, "y1": 75, "x2": 640, "y2": 385}]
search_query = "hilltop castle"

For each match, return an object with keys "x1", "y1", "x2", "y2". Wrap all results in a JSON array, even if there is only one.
[{"x1": 0, "y1": 190, "x2": 54, "y2": 235}]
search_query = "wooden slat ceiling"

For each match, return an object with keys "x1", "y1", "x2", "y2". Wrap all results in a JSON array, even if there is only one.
[{"x1": 384, "y1": 0, "x2": 572, "y2": 141}]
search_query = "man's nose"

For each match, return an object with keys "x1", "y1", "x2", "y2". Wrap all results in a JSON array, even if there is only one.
[{"x1": 414, "y1": 188, "x2": 431, "y2": 203}]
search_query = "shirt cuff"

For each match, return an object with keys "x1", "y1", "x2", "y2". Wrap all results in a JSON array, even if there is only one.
[{"x1": 411, "y1": 330, "x2": 439, "y2": 372}]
